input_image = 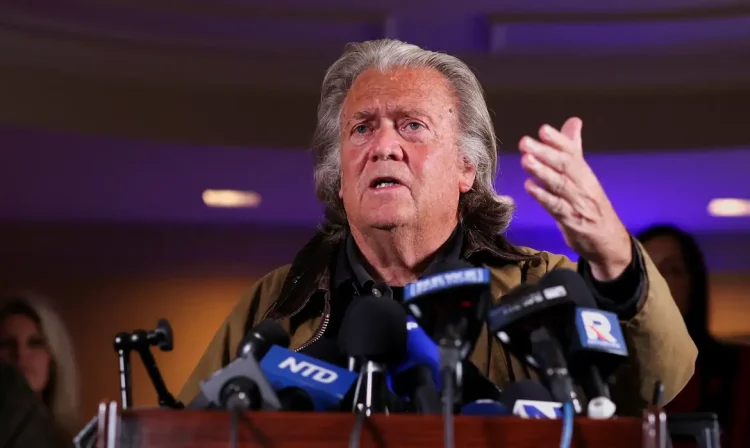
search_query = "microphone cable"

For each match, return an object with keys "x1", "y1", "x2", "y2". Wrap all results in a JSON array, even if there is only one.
[{"x1": 560, "y1": 401, "x2": 575, "y2": 448}]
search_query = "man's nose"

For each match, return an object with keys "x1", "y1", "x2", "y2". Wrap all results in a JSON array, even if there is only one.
[{"x1": 370, "y1": 126, "x2": 404, "y2": 162}]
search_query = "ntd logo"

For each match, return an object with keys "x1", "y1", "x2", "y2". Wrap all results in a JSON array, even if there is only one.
[
  {"x1": 278, "y1": 357, "x2": 339, "y2": 384},
  {"x1": 576, "y1": 308, "x2": 627, "y2": 354}
]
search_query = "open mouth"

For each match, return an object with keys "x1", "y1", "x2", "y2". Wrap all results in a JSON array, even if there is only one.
[{"x1": 370, "y1": 177, "x2": 402, "y2": 189}]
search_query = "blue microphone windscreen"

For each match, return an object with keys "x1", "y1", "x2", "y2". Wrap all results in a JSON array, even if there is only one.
[
  {"x1": 461, "y1": 400, "x2": 511, "y2": 416},
  {"x1": 389, "y1": 316, "x2": 441, "y2": 388}
]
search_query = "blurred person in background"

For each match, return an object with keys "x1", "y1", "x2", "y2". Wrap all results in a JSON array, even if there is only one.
[
  {"x1": 639, "y1": 225, "x2": 750, "y2": 447},
  {"x1": 0, "y1": 292, "x2": 81, "y2": 445}
]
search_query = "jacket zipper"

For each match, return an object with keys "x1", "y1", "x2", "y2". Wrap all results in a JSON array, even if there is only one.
[{"x1": 293, "y1": 291, "x2": 331, "y2": 352}]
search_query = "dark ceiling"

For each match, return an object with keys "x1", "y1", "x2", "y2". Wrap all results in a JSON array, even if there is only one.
[
  {"x1": 1, "y1": 63, "x2": 748, "y2": 153},
  {"x1": 1, "y1": 0, "x2": 749, "y2": 152}
]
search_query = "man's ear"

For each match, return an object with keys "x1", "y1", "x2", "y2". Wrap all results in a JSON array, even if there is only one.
[{"x1": 458, "y1": 156, "x2": 476, "y2": 194}]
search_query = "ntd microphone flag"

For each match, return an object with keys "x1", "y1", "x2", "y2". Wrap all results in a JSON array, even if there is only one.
[{"x1": 260, "y1": 345, "x2": 357, "y2": 411}]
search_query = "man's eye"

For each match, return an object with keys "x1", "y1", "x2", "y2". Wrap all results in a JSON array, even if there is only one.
[
  {"x1": 354, "y1": 124, "x2": 369, "y2": 134},
  {"x1": 406, "y1": 122, "x2": 423, "y2": 131}
]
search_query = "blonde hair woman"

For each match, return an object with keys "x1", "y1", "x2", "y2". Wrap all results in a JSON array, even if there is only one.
[{"x1": 0, "y1": 291, "x2": 81, "y2": 439}]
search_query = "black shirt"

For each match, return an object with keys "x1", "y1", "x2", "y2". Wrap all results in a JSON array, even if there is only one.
[{"x1": 326, "y1": 224, "x2": 646, "y2": 341}]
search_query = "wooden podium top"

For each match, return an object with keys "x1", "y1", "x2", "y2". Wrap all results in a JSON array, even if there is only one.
[{"x1": 94, "y1": 401, "x2": 667, "y2": 448}]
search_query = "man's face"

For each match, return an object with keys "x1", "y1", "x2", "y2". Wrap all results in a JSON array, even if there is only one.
[{"x1": 338, "y1": 67, "x2": 476, "y2": 232}]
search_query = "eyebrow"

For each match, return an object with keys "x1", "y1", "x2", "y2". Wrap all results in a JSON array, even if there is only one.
[
  {"x1": 350, "y1": 110, "x2": 376, "y2": 122},
  {"x1": 348, "y1": 106, "x2": 432, "y2": 123}
]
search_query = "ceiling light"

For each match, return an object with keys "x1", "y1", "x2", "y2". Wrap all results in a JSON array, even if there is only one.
[
  {"x1": 707, "y1": 198, "x2": 750, "y2": 217},
  {"x1": 202, "y1": 189, "x2": 261, "y2": 208}
]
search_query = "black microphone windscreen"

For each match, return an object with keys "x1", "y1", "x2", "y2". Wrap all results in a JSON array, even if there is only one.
[
  {"x1": 237, "y1": 319, "x2": 290, "y2": 358},
  {"x1": 500, "y1": 380, "x2": 554, "y2": 408},
  {"x1": 539, "y1": 269, "x2": 597, "y2": 308},
  {"x1": 277, "y1": 387, "x2": 315, "y2": 412},
  {"x1": 338, "y1": 295, "x2": 408, "y2": 363}
]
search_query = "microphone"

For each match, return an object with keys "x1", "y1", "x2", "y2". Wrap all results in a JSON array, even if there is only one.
[
  {"x1": 276, "y1": 387, "x2": 314, "y2": 412},
  {"x1": 403, "y1": 260, "x2": 491, "y2": 404},
  {"x1": 503, "y1": 379, "x2": 575, "y2": 448},
  {"x1": 558, "y1": 274, "x2": 628, "y2": 419},
  {"x1": 339, "y1": 295, "x2": 408, "y2": 415},
  {"x1": 459, "y1": 380, "x2": 557, "y2": 417},
  {"x1": 392, "y1": 365, "x2": 440, "y2": 414},
  {"x1": 236, "y1": 318, "x2": 291, "y2": 359},
  {"x1": 489, "y1": 269, "x2": 628, "y2": 418},
  {"x1": 259, "y1": 344, "x2": 358, "y2": 411},
  {"x1": 404, "y1": 260, "x2": 491, "y2": 448},
  {"x1": 390, "y1": 317, "x2": 440, "y2": 384},
  {"x1": 197, "y1": 319, "x2": 289, "y2": 411},
  {"x1": 389, "y1": 316, "x2": 441, "y2": 414},
  {"x1": 460, "y1": 399, "x2": 510, "y2": 416},
  {"x1": 389, "y1": 316, "x2": 501, "y2": 410},
  {"x1": 487, "y1": 271, "x2": 579, "y2": 407}
]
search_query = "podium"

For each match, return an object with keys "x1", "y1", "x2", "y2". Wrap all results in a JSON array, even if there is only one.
[{"x1": 90, "y1": 400, "x2": 669, "y2": 448}]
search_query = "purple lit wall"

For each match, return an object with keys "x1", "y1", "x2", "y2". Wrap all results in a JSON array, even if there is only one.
[
  {"x1": 1, "y1": 125, "x2": 746, "y2": 229},
  {"x1": 0, "y1": 125, "x2": 748, "y2": 269}
]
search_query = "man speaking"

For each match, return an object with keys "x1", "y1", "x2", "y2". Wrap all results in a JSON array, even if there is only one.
[{"x1": 178, "y1": 39, "x2": 696, "y2": 413}]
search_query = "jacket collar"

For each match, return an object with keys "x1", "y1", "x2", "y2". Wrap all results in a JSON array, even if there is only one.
[
  {"x1": 334, "y1": 224, "x2": 466, "y2": 294},
  {"x1": 268, "y1": 225, "x2": 536, "y2": 319}
]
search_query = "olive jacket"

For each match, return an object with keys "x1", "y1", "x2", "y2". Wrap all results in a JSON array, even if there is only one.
[{"x1": 178, "y1": 231, "x2": 697, "y2": 414}]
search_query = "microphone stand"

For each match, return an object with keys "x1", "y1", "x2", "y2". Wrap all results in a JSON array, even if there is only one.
[
  {"x1": 438, "y1": 332, "x2": 463, "y2": 448},
  {"x1": 130, "y1": 330, "x2": 183, "y2": 409},
  {"x1": 111, "y1": 320, "x2": 183, "y2": 410},
  {"x1": 352, "y1": 361, "x2": 388, "y2": 416},
  {"x1": 113, "y1": 332, "x2": 133, "y2": 410},
  {"x1": 350, "y1": 360, "x2": 388, "y2": 448}
]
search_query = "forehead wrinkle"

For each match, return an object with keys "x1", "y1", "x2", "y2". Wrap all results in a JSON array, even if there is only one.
[{"x1": 341, "y1": 67, "x2": 460, "y2": 130}]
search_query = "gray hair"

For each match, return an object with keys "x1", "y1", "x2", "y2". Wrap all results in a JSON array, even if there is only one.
[{"x1": 312, "y1": 39, "x2": 514, "y2": 240}]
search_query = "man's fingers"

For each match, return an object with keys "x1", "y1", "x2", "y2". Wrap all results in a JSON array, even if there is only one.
[
  {"x1": 559, "y1": 117, "x2": 583, "y2": 151},
  {"x1": 524, "y1": 178, "x2": 572, "y2": 219},
  {"x1": 519, "y1": 136, "x2": 573, "y2": 174},
  {"x1": 521, "y1": 153, "x2": 577, "y2": 203}
]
